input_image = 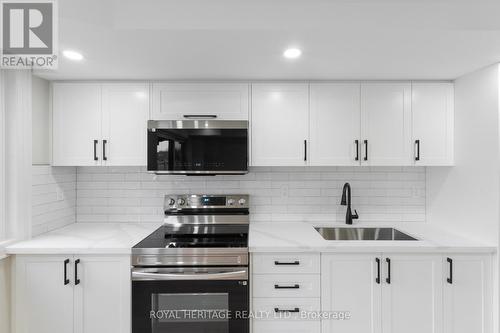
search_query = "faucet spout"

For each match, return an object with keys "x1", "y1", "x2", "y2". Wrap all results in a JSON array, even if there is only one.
[{"x1": 340, "y1": 183, "x2": 359, "y2": 225}]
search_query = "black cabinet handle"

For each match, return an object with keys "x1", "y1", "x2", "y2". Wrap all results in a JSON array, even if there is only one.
[
  {"x1": 375, "y1": 258, "x2": 381, "y2": 284},
  {"x1": 64, "y1": 259, "x2": 70, "y2": 285},
  {"x1": 274, "y1": 307, "x2": 300, "y2": 313},
  {"x1": 385, "y1": 258, "x2": 391, "y2": 284},
  {"x1": 355, "y1": 140, "x2": 359, "y2": 161},
  {"x1": 274, "y1": 284, "x2": 300, "y2": 289},
  {"x1": 183, "y1": 114, "x2": 217, "y2": 119},
  {"x1": 447, "y1": 258, "x2": 453, "y2": 284},
  {"x1": 75, "y1": 259, "x2": 80, "y2": 285},
  {"x1": 93, "y1": 140, "x2": 98, "y2": 161},
  {"x1": 364, "y1": 140, "x2": 368, "y2": 161},
  {"x1": 304, "y1": 140, "x2": 307, "y2": 161},
  {"x1": 415, "y1": 140, "x2": 420, "y2": 161},
  {"x1": 103, "y1": 140, "x2": 107, "y2": 161},
  {"x1": 274, "y1": 261, "x2": 300, "y2": 266}
]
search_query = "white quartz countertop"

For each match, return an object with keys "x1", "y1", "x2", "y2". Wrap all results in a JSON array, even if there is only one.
[
  {"x1": 5, "y1": 221, "x2": 496, "y2": 255},
  {"x1": 249, "y1": 222, "x2": 497, "y2": 253},
  {"x1": 5, "y1": 223, "x2": 161, "y2": 255}
]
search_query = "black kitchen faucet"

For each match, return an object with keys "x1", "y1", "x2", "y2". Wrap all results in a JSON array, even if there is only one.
[{"x1": 341, "y1": 182, "x2": 359, "y2": 225}]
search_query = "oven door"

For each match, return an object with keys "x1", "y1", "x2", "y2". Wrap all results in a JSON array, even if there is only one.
[
  {"x1": 132, "y1": 267, "x2": 249, "y2": 333},
  {"x1": 147, "y1": 120, "x2": 248, "y2": 174}
]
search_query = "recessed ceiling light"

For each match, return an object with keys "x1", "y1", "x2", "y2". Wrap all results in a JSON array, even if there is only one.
[
  {"x1": 62, "y1": 49, "x2": 84, "y2": 61},
  {"x1": 283, "y1": 48, "x2": 302, "y2": 59}
]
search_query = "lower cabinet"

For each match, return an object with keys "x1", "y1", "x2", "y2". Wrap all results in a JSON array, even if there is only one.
[
  {"x1": 321, "y1": 253, "x2": 492, "y2": 333},
  {"x1": 13, "y1": 254, "x2": 131, "y2": 333}
]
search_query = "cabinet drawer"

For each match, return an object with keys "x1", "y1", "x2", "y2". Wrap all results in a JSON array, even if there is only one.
[
  {"x1": 253, "y1": 274, "x2": 320, "y2": 298},
  {"x1": 252, "y1": 253, "x2": 320, "y2": 274},
  {"x1": 253, "y1": 298, "x2": 320, "y2": 321},
  {"x1": 253, "y1": 320, "x2": 320, "y2": 333}
]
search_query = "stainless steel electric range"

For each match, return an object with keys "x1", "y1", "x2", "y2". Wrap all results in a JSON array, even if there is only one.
[{"x1": 131, "y1": 194, "x2": 249, "y2": 333}]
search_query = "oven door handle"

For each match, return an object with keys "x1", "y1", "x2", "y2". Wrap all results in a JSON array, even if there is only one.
[{"x1": 132, "y1": 269, "x2": 248, "y2": 281}]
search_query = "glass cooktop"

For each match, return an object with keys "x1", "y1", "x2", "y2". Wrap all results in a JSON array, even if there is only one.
[{"x1": 133, "y1": 224, "x2": 249, "y2": 249}]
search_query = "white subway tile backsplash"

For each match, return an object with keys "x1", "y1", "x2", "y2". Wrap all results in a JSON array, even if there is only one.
[
  {"x1": 32, "y1": 166, "x2": 77, "y2": 236},
  {"x1": 75, "y1": 166, "x2": 426, "y2": 224}
]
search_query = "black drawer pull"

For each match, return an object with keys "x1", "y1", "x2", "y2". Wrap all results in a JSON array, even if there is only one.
[
  {"x1": 415, "y1": 139, "x2": 420, "y2": 161},
  {"x1": 355, "y1": 140, "x2": 359, "y2": 161},
  {"x1": 75, "y1": 259, "x2": 81, "y2": 285},
  {"x1": 274, "y1": 261, "x2": 300, "y2": 266},
  {"x1": 103, "y1": 140, "x2": 107, "y2": 161},
  {"x1": 93, "y1": 140, "x2": 98, "y2": 161},
  {"x1": 364, "y1": 140, "x2": 368, "y2": 161},
  {"x1": 385, "y1": 258, "x2": 391, "y2": 284},
  {"x1": 274, "y1": 284, "x2": 300, "y2": 289},
  {"x1": 63, "y1": 259, "x2": 70, "y2": 285},
  {"x1": 274, "y1": 307, "x2": 300, "y2": 313},
  {"x1": 183, "y1": 114, "x2": 217, "y2": 119},
  {"x1": 304, "y1": 140, "x2": 307, "y2": 161},
  {"x1": 447, "y1": 258, "x2": 453, "y2": 284},
  {"x1": 375, "y1": 258, "x2": 381, "y2": 284}
]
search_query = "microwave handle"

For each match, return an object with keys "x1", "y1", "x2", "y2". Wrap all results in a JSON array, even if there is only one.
[
  {"x1": 132, "y1": 269, "x2": 248, "y2": 281},
  {"x1": 183, "y1": 115, "x2": 218, "y2": 119}
]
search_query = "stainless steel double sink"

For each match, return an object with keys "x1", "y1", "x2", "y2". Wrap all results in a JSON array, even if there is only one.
[{"x1": 315, "y1": 227, "x2": 418, "y2": 241}]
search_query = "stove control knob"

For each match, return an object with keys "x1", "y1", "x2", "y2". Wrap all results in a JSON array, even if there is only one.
[
  {"x1": 238, "y1": 198, "x2": 246, "y2": 206},
  {"x1": 227, "y1": 199, "x2": 235, "y2": 206},
  {"x1": 177, "y1": 198, "x2": 186, "y2": 206},
  {"x1": 168, "y1": 198, "x2": 175, "y2": 206}
]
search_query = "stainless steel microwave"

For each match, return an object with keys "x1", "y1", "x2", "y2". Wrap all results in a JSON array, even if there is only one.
[{"x1": 147, "y1": 120, "x2": 248, "y2": 175}]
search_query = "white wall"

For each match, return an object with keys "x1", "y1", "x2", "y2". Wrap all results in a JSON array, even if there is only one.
[
  {"x1": 76, "y1": 166, "x2": 426, "y2": 224},
  {"x1": 32, "y1": 76, "x2": 50, "y2": 165},
  {"x1": 427, "y1": 64, "x2": 500, "y2": 244},
  {"x1": 0, "y1": 257, "x2": 10, "y2": 333}
]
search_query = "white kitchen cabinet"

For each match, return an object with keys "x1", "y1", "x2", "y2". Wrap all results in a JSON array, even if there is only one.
[
  {"x1": 13, "y1": 255, "x2": 131, "y2": 333},
  {"x1": 412, "y1": 82, "x2": 454, "y2": 165},
  {"x1": 52, "y1": 83, "x2": 101, "y2": 166},
  {"x1": 253, "y1": 320, "x2": 321, "y2": 333},
  {"x1": 381, "y1": 254, "x2": 443, "y2": 333},
  {"x1": 151, "y1": 83, "x2": 249, "y2": 120},
  {"x1": 443, "y1": 255, "x2": 492, "y2": 333},
  {"x1": 14, "y1": 255, "x2": 74, "y2": 333},
  {"x1": 251, "y1": 84, "x2": 309, "y2": 166},
  {"x1": 101, "y1": 83, "x2": 149, "y2": 166},
  {"x1": 74, "y1": 255, "x2": 131, "y2": 333},
  {"x1": 52, "y1": 82, "x2": 149, "y2": 166},
  {"x1": 361, "y1": 83, "x2": 412, "y2": 165},
  {"x1": 310, "y1": 83, "x2": 361, "y2": 166},
  {"x1": 321, "y1": 254, "x2": 382, "y2": 333}
]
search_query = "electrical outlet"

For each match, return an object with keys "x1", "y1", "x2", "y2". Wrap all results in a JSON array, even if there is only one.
[{"x1": 56, "y1": 188, "x2": 64, "y2": 201}]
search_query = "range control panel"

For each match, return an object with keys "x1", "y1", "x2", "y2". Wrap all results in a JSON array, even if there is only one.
[{"x1": 164, "y1": 194, "x2": 249, "y2": 210}]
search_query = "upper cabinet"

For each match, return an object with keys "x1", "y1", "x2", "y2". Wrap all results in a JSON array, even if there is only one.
[
  {"x1": 101, "y1": 84, "x2": 149, "y2": 166},
  {"x1": 251, "y1": 84, "x2": 309, "y2": 166},
  {"x1": 412, "y1": 82, "x2": 454, "y2": 166},
  {"x1": 52, "y1": 82, "x2": 149, "y2": 166},
  {"x1": 310, "y1": 83, "x2": 361, "y2": 166},
  {"x1": 151, "y1": 83, "x2": 249, "y2": 120},
  {"x1": 360, "y1": 83, "x2": 412, "y2": 166},
  {"x1": 52, "y1": 83, "x2": 101, "y2": 166}
]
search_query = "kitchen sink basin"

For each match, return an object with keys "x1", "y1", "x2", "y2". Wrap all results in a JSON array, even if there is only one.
[{"x1": 315, "y1": 227, "x2": 418, "y2": 241}]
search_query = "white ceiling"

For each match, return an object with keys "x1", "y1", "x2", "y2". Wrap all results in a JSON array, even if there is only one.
[{"x1": 35, "y1": 0, "x2": 500, "y2": 80}]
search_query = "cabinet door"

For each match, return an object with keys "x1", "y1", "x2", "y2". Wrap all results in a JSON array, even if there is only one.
[
  {"x1": 412, "y1": 83, "x2": 454, "y2": 166},
  {"x1": 251, "y1": 84, "x2": 309, "y2": 166},
  {"x1": 321, "y1": 254, "x2": 382, "y2": 333},
  {"x1": 102, "y1": 83, "x2": 149, "y2": 166},
  {"x1": 361, "y1": 83, "x2": 412, "y2": 165},
  {"x1": 443, "y1": 255, "x2": 492, "y2": 333},
  {"x1": 382, "y1": 254, "x2": 443, "y2": 333},
  {"x1": 14, "y1": 255, "x2": 74, "y2": 333},
  {"x1": 74, "y1": 255, "x2": 131, "y2": 333},
  {"x1": 310, "y1": 83, "x2": 361, "y2": 166},
  {"x1": 151, "y1": 83, "x2": 249, "y2": 120},
  {"x1": 52, "y1": 83, "x2": 101, "y2": 166}
]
